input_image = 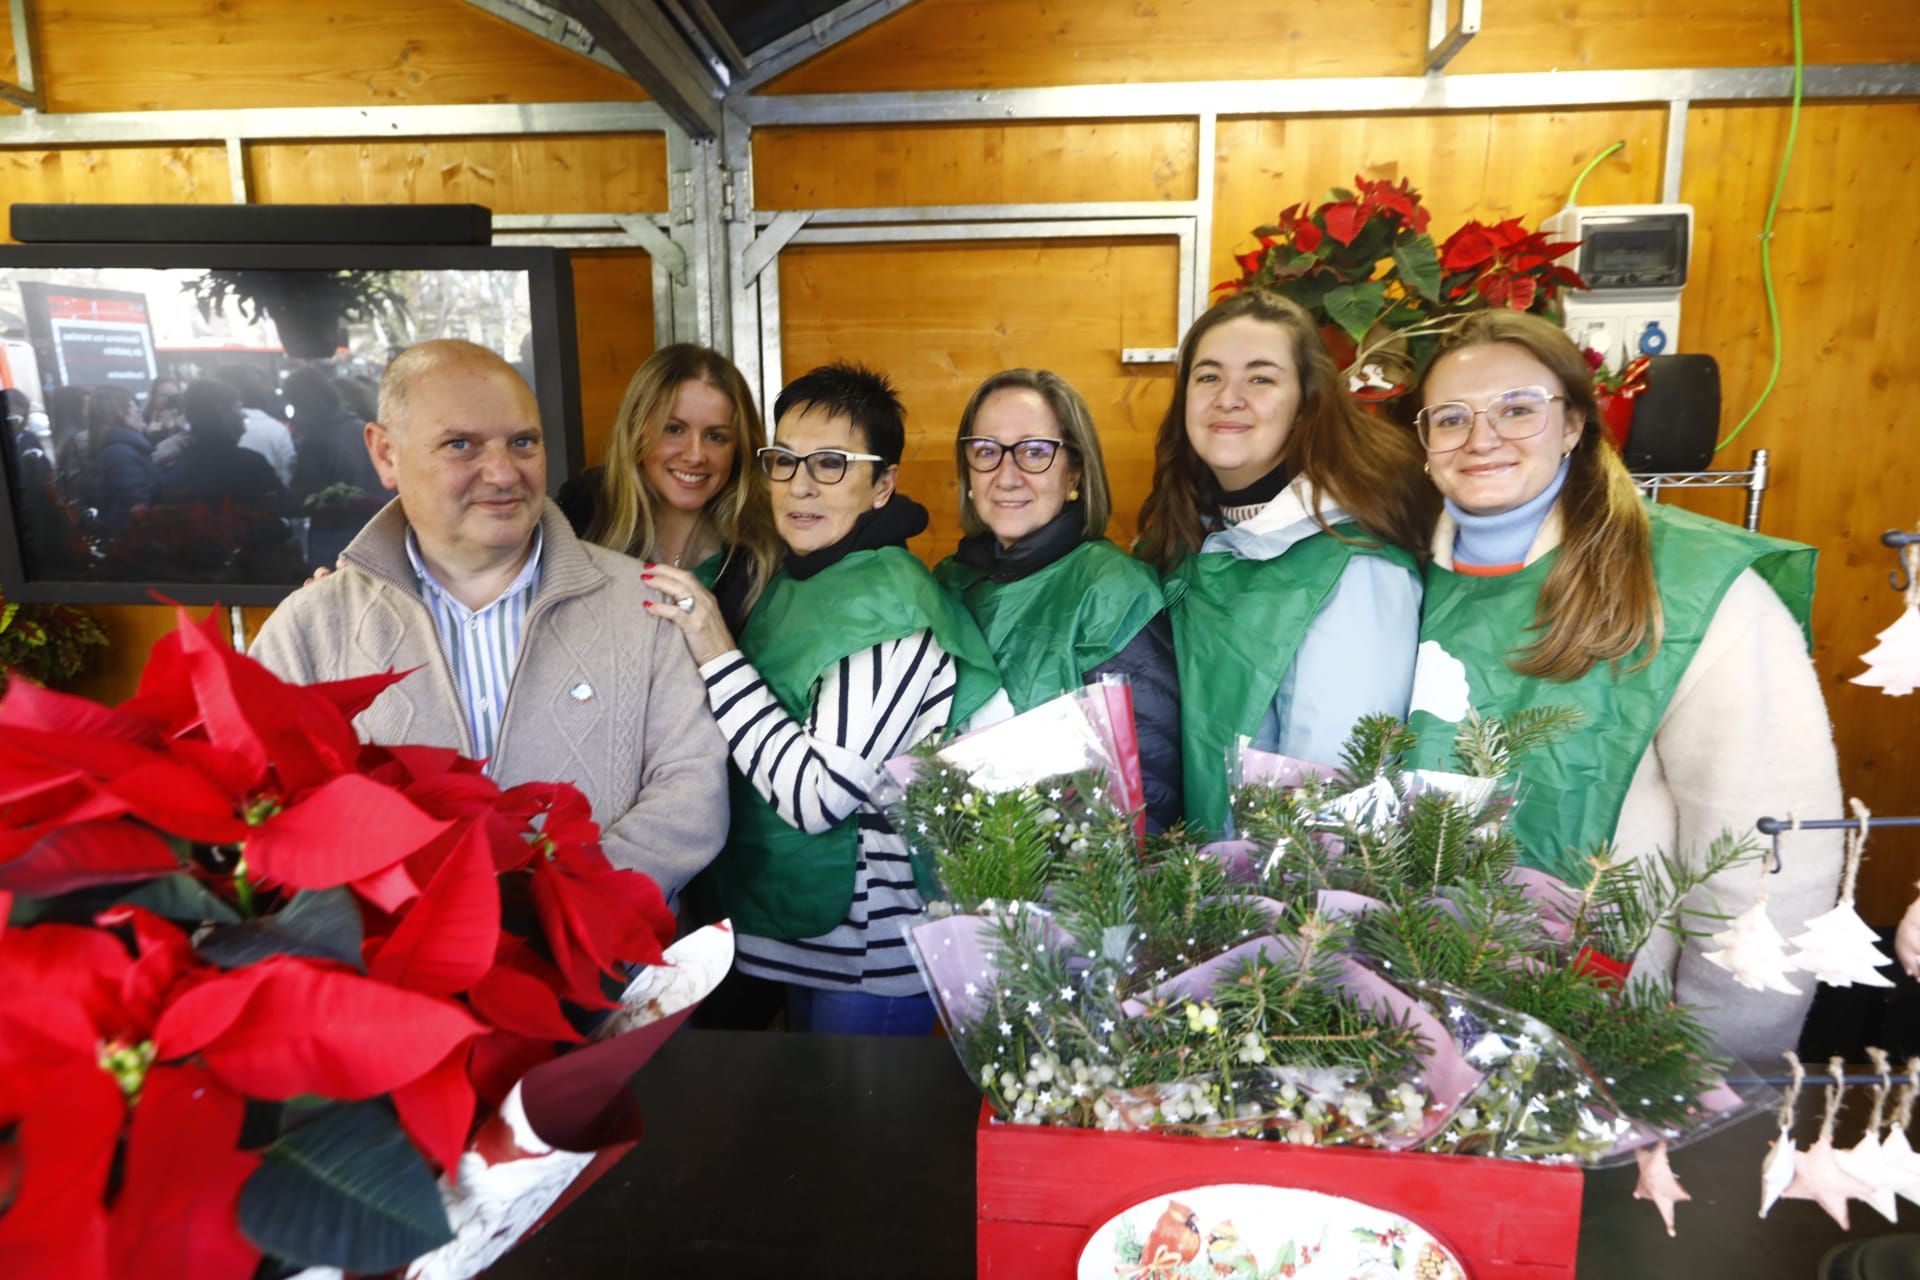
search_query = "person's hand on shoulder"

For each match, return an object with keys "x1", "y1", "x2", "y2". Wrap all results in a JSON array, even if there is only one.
[{"x1": 300, "y1": 560, "x2": 344, "y2": 590}]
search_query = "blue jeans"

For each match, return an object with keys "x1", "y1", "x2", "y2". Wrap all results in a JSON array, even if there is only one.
[{"x1": 787, "y1": 985, "x2": 938, "y2": 1036}]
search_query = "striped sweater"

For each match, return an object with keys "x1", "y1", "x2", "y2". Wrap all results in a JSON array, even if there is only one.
[{"x1": 699, "y1": 631, "x2": 956, "y2": 996}]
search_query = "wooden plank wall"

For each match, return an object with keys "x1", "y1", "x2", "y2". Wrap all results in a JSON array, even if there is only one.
[
  {"x1": 5, "y1": 0, "x2": 1918, "y2": 914},
  {"x1": 1, "y1": 2, "x2": 663, "y2": 702},
  {"x1": 758, "y1": 4, "x2": 1920, "y2": 918}
]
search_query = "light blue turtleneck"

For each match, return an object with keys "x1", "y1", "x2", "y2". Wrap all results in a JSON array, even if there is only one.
[{"x1": 1445, "y1": 457, "x2": 1572, "y2": 569}]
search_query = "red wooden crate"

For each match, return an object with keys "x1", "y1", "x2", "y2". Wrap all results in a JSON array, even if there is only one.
[{"x1": 976, "y1": 1102, "x2": 1584, "y2": 1278}]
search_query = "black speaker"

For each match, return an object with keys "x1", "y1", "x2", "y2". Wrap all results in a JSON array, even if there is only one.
[
  {"x1": 7, "y1": 203, "x2": 493, "y2": 246},
  {"x1": 1621, "y1": 353, "x2": 1719, "y2": 472}
]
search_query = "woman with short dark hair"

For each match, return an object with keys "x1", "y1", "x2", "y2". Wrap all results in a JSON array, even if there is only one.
[{"x1": 645, "y1": 362, "x2": 999, "y2": 1036}]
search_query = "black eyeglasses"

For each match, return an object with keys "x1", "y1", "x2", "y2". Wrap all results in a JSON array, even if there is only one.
[
  {"x1": 1414, "y1": 386, "x2": 1565, "y2": 453},
  {"x1": 959, "y1": 436, "x2": 1069, "y2": 474},
  {"x1": 756, "y1": 445, "x2": 884, "y2": 485}
]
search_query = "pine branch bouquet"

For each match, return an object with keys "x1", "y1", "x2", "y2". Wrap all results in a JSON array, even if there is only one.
[
  {"x1": 0, "y1": 611, "x2": 728, "y2": 1280},
  {"x1": 901, "y1": 694, "x2": 1764, "y2": 1166}
]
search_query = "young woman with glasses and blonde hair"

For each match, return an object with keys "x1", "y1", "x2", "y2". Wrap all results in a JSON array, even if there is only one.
[
  {"x1": 1137, "y1": 289, "x2": 1434, "y2": 834},
  {"x1": 557, "y1": 344, "x2": 781, "y2": 629},
  {"x1": 645, "y1": 362, "x2": 999, "y2": 1037},
  {"x1": 933, "y1": 369, "x2": 1182, "y2": 830},
  {"x1": 1400, "y1": 307, "x2": 1842, "y2": 1061}
]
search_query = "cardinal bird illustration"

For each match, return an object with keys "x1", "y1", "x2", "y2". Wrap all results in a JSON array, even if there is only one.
[
  {"x1": 1205, "y1": 1219, "x2": 1260, "y2": 1276},
  {"x1": 1132, "y1": 1199, "x2": 1202, "y2": 1278}
]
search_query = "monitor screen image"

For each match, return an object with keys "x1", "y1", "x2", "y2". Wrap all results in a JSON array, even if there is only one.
[{"x1": 0, "y1": 244, "x2": 580, "y2": 606}]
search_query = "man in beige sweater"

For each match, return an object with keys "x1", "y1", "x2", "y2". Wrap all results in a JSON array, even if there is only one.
[{"x1": 250, "y1": 339, "x2": 727, "y2": 900}]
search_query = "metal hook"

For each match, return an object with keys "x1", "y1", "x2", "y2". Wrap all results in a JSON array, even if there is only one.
[{"x1": 1884, "y1": 530, "x2": 1920, "y2": 592}]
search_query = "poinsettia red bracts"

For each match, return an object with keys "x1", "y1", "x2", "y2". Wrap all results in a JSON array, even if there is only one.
[{"x1": 0, "y1": 610, "x2": 679, "y2": 1277}]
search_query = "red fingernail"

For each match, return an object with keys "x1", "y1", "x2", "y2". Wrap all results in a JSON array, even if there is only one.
[{"x1": 641, "y1": 573, "x2": 654, "y2": 580}]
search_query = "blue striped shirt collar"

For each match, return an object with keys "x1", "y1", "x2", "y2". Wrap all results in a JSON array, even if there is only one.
[
  {"x1": 403, "y1": 525, "x2": 545, "y2": 763},
  {"x1": 403, "y1": 525, "x2": 545, "y2": 617}
]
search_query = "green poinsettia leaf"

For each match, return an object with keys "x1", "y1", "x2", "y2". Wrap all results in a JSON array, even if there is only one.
[
  {"x1": 1324, "y1": 281, "x2": 1390, "y2": 343},
  {"x1": 238, "y1": 1101, "x2": 453, "y2": 1272},
  {"x1": 118, "y1": 872, "x2": 243, "y2": 925},
  {"x1": 1393, "y1": 233, "x2": 1444, "y2": 303},
  {"x1": 197, "y1": 887, "x2": 364, "y2": 969},
  {"x1": 1271, "y1": 250, "x2": 1321, "y2": 280}
]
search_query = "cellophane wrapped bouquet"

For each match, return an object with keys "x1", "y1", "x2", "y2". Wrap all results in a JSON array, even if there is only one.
[
  {"x1": 0, "y1": 611, "x2": 729, "y2": 1280},
  {"x1": 892, "y1": 690, "x2": 1764, "y2": 1165}
]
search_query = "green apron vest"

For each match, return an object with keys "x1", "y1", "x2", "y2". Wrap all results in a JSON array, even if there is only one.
[
  {"x1": 689, "y1": 547, "x2": 727, "y2": 592},
  {"x1": 933, "y1": 539, "x2": 1164, "y2": 714},
  {"x1": 1167, "y1": 525, "x2": 1414, "y2": 835},
  {"x1": 699, "y1": 546, "x2": 1001, "y2": 940},
  {"x1": 1404, "y1": 503, "x2": 1816, "y2": 882}
]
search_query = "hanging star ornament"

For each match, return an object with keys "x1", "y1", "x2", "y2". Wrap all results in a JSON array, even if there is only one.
[
  {"x1": 1782, "y1": 1130, "x2": 1876, "y2": 1229},
  {"x1": 1787, "y1": 903, "x2": 1896, "y2": 987},
  {"x1": 1703, "y1": 900, "x2": 1803, "y2": 995},
  {"x1": 1878, "y1": 1125, "x2": 1920, "y2": 1208},
  {"x1": 1850, "y1": 605, "x2": 1920, "y2": 696},
  {"x1": 1759, "y1": 1121, "x2": 1797, "y2": 1218},
  {"x1": 1633, "y1": 1140, "x2": 1691, "y2": 1236},
  {"x1": 1834, "y1": 1129, "x2": 1903, "y2": 1225}
]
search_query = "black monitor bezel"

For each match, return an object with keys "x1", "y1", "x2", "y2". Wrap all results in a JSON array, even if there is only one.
[{"x1": 0, "y1": 241, "x2": 581, "y2": 606}]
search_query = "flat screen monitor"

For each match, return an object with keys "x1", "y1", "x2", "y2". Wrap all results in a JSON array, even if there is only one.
[{"x1": 0, "y1": 243, "x2": 580, "y2": 606}]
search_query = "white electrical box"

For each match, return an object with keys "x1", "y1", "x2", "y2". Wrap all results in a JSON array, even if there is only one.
[{"x1": 1540, "y1": 203, "x2": 1693, "y2": 372}]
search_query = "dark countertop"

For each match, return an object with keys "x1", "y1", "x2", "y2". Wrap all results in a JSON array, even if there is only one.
[{"x1": 486, "y1": 1029, "x2": 1918, "y2": 1278}]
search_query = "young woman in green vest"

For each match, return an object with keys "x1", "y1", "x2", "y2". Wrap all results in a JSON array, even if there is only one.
[
  {"x1": 644, "y1": 362, "x2": 1000, "y2": 1036},
  {"x1": 1137, "y1": 290, "x2": 1434, "y2": 835},
  {"x1": 557, "y1": 344, "x2": 781, "y2": 630},
  {"x1": 934, "y1": 369, "x2": 1183, "y2": 830},
  {"x1": 1403, "y1": 309, "x2": 1842, "y2": 1062}
]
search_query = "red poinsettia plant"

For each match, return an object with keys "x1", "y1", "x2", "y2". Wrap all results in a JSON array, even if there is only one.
[
  {"x1": 0, "y1": 610, "x2": 679, "y2": 1280},
  {"x1": 1222, "y1": 174, "x2": 1586, "y2": 400}
]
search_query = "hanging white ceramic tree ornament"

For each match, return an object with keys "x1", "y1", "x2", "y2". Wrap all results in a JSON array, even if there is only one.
[
  {"x1": 1759, "y1": 1053, "x2": 1804, "y2": 1219},
  {"x1": 1788, "y1": 801, "x2": 1895, "y2": 988},
  {"x1": 1833, "y1": 1049, "x2": 1903, "y2": 1225},
  {"x1": 1850, "y1": 607, "x2": 1920, "y2": 696},
  {"x1": 1850, "y1": 538, "x2": 1920, "y2": 696},
  {"x1": 1782, "y1": 1057, "x2": 1876, "y2": 1229},
  {"x1": 1703, "y1": 858, "x2": 1802, "y2": 995},
  {"x1": 1633, "y1": 1140, "x2": 1691, "y2": 1236}
]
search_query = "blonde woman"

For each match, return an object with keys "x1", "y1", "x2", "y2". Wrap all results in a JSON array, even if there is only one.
[
  {"x1": 1402, "y1": 308, "x2": 1842, "y2": 1061},
  {"x1": 558, "y1": 344, "x2": 780, "y2": 628}
]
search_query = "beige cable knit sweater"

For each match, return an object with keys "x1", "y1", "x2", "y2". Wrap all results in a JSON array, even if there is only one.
[
  {"x1": 251, "y1": 499, "x2": 729, "y2": 900},
  {"x1": 1432, "y1": 509, "x2": 1846, "y2": 1065}
]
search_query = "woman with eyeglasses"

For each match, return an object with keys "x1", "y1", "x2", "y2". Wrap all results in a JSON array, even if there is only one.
[
  {"x1": 1137, "y1": 290, "x2": 1434, "y2": 835},
  {"x1": 645, "y1": 362, "x2": 999, "y2": 1036},
  {"x1": 933, "y1": 369, "x2": 1181, "y2": 831},
  {"x1": 1401, "y1": 309, "x2": 1840, "y2": 1061},
  {"x1": 557, "y1": 344, "x2": 781, "y2": 629}
]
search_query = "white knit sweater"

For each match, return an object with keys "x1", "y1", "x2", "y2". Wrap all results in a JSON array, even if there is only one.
[{"x1": 1432, "y1": 509, "x2": 1846, "y2": 1064}]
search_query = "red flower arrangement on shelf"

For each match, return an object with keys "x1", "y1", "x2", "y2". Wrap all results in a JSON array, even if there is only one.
[
  {"x1": 0, "y1": 610, "x2": 720, "y2": 1280},
  {"x1": 1222, "y1": 175, "x2": 1586, "y2": 401}
]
